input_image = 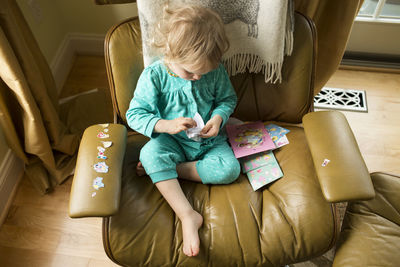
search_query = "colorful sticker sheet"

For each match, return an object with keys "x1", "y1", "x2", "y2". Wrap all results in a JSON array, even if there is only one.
[
  {"x1": 241, "y1": 150, "x2": 283, "y2": 191},
  {"x1": 265, "y1": 124, "x2": 290, "y2": 138},
  {"x1": 226, "y1": 122, "x2": 276, "y2": 158},
  {"x1": 247, "y1": 162, "x2": 283, "y2": 191},
  {"x1": 241, "y1": 150, "x2": 275, "y2": 172},
  {"x1": 265, "y1": 124, "x2": 290, "y2": 148}
]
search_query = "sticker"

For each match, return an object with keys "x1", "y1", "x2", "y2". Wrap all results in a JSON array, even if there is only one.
[
  {"x1": 97, "y1": 152, "x2": 107, "y2": 160},
  {"x1": 104, "y1": 128, "x2": 109, "y2": 133},
  {"x1": 93, "y1": 177, "x2": 105, "y2": 190},
  {"x1": 185, "y1": 112, "x2": 204, "y2": 141},
  {"x1": 97, "y1": 146, "x2": 106, "y2": 153},
  {"x1": 322, "y1": 159, "x2": 330, "y2": 167},
  {"x1": 99, "y1": 123, "x2": 109, "y2": 128},
  {"x1": 102, "y1": 141, "x2": 112, "y2": 148},
  {"x1": 97, "y1": 132, "x2": 109, "y2": 139},
  {"x1": 92, "y1": 192, "x2": 97, "y2": 197},
  {"x1": 93, "y1": 162, "x2": 109, "y2": 173}
]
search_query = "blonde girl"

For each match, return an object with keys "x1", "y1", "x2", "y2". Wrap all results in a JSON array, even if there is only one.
[{"x1": 126, "y1": 5, "x2": 240, "y2": 257}]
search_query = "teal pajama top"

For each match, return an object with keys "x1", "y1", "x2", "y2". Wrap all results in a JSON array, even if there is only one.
[
  {"x1": 126, "y1": 60, "x2": 240, "y2": 183},
  {"x1": 126, "y1": 60, "x2": 237, "y2": 148}
]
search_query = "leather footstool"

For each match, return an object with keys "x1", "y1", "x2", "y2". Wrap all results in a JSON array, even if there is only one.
[{"x1": 333, "y1": 172, "x2": 400, "y2": 267}]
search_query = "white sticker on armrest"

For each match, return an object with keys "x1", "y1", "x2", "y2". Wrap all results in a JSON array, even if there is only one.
[
  {"x1": 93, "y1": 177, "x2": 105, "y2": 190},
  {"x1": 102, "y1": 141, "x2": 112, "y2": 148},
  {"x1": 94, "y1": 162, "x2": 109, "y2": 173},
  {"x1": 97, "y1": 132, "x2": 109, "y2": 138},
  {"x1": 322, "y1": 159, "x2": 330, "y2": 167}
]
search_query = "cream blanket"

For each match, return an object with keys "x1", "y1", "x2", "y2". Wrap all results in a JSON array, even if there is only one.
[{"x1": 137, "y1": 0, "x2": 294, "y2": 83}]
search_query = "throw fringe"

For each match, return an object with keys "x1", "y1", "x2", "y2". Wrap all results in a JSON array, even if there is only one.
[
  {"x1": 223, "y1": 54, "x2": 283, "y2": 84},
  {"x1": 285, "y1": 28, "x2": 294, "y2": 56},
  {"x1": 222, "y1": 0, "x2": 293, "y2": 85},
  {"x1": 285, "y1": 0, "x2": 294, "y2": 56}
]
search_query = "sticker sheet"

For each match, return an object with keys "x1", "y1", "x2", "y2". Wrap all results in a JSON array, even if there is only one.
[
  {"x1": 265, "y1": 124, "x2": 290, "y2": 139},
  {"x1": 241, "y1": 150, "x2": 275, "y2": 173},
  {"x1": 240, "y1": 150, "x2": 283, "y2": 190},
  {"x1": 247, "y1": 163, "x2": 283, "y2": 191},
  {"x1": 226, "y1": 122, "x2": 276, "y2": 158}
]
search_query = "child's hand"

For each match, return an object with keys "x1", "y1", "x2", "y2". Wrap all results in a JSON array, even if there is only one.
[
  {"x1": 201, "y1": 115, "x2": 223, "y2": 138},
  {"x1": 155, "y1": 117, "x2": 197, "y2": 135}
]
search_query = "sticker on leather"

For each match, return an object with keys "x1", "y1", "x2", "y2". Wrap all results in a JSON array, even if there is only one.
[
  {"x1": 93, "y1": 177, "x2": 105, "y2": 190},
  {"x1": 97, "y1": 132, "x2": 109, "y2": 138},
  {"x1": 322, "y1": 159, "x2": 330, "y2": 167},
  {"x1": 93, "y1": 162, "x2": 109, "y2": 173},
  {"x1": 97, "y1": 151, "x2": 107, "y2": 160},
  {"x1": 102, "y1": 141, "x2": 112, "y2": 148}
]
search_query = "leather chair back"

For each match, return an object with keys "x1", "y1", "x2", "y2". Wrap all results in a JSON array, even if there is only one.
[{"x1": 105, "y1": 12, "x2": 316, "y2": 126}]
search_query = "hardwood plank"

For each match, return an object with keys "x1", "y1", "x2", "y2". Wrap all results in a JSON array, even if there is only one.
[
  {"x1": 59, "y1": 55, "x2": 109, "y2": 98},
  {"x1": 325, "y1": 69, "x2": 400, "y2": 174},
  {"x1": 12, "y1": 176, "x2": 71, "y2": 212},
  {"x1": 0, "y1": 215, "x2": 112, "y2": 261},
  {"x1": 0, "y1": 246, "x2": 116, "y2": 267}
]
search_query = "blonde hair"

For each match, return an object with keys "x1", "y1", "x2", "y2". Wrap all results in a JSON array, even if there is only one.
[{"x1": 153, "y1": 5, "x2": 229, "y2": 70}]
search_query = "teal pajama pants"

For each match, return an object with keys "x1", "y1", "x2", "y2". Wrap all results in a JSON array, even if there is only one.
[{"x1": 139, "y1": 134, "x2": 240, "y2": 184}]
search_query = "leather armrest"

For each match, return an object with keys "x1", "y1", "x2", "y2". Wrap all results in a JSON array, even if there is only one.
[
  {"x1": 69, "y1": 124, "x2": 127, "y2": 218},
  {"x1": 302, "y1": 111, "x2": 375, "y2": 202}
]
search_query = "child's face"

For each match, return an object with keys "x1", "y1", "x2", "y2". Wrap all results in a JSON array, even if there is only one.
[{"x1": 169, "y1": 62, "x2": 215, "y2": 81}]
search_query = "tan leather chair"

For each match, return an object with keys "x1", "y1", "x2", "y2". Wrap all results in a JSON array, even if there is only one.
[{"x1": 69, "y1": 12, "x2": 375, "y2": 266}]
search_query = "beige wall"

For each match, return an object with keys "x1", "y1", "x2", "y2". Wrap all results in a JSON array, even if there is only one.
[
  {"x1": 16, "y1": 0, "x2": 138, "y2": 65},
  {"x1": 55, "y1": 0, "x2": 138, "y2": 35},
  {"x1": 16, "y1": 0, "x2": 65, "y2": 69},
  {"x1": 346, "y1": 21, "x2": 400, "y2": 55}
]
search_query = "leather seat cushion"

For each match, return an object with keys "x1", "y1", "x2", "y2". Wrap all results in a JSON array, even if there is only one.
[
  {"x1": 333, "y1": 172, "x2": 400, "y2": 267},
  {"x1": 105, "y1": 125, "x2": 335, "y2": 266}
]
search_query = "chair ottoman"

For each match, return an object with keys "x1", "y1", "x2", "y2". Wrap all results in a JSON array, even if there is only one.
[{"x1": 333, "y1": 172, "x2": 400, "y2": 267}]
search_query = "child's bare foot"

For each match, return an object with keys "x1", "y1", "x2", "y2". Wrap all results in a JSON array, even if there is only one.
[
  {"x1": 136, "y1": 162, "x2": 146, "y2": 176},
  {"x1": 181, "y1": 210, "x2": 203, "y2": 257}
]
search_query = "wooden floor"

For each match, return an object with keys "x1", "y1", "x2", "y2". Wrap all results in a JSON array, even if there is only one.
[
  {"x1": 0, "y1": 55, "x2": 399, "y2": 266},
  {"x1": 58, "y1": 55, "x2": 109, "y2": 99},
  {"x1": 326, "y1": 68, "x2": 400, "y2": 174},
  {"x1": 0, "y1": 56, "x2": 118, "y2": 267}
]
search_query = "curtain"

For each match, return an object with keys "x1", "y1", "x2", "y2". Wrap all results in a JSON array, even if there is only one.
[
  {"x1": 294, "y1": 0, "x2": 364, "y2": 95},
  {"x1": 0, "y1": 0, "x2": 79, "y2": 194},
  {"x1": 94, "y1": 0, "x2": 363, "y2": 95}
]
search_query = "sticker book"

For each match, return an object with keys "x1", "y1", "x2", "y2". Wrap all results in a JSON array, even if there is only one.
[{"x1": 226, "y1": 121, "x2": 276, "y2": 158}]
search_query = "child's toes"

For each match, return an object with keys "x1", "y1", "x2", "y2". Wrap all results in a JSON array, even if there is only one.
[
  {"x1": 183, "y1": 243, "x2": 199, "y2": 257},
  {"x1": 191, "y1": 244, "x2": 200, "y2": 256},
  {"x1": 183, "y1": 245, "x2": 192, "y2": 257}
]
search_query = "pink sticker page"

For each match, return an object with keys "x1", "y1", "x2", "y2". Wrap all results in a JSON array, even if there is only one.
[{"x1": 226, "y1": 121, "x2": 276, "y2": 158}]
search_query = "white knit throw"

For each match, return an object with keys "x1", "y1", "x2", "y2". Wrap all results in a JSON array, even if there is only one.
[{"x1": 137, "y1": 0, "x2": 294, "y2": 83}]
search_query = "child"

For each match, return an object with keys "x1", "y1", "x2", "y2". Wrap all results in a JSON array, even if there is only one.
[{"x1": 126, "y1": 5, "x2": 240, "y2": 257}]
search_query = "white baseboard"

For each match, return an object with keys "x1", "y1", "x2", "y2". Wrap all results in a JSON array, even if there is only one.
[
  {"x1": 50, "y1": 33, "x2": 105, "y2": 94},
  {"x1": 0, "y1": 149, "x2": 24, "y2": 226}
]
